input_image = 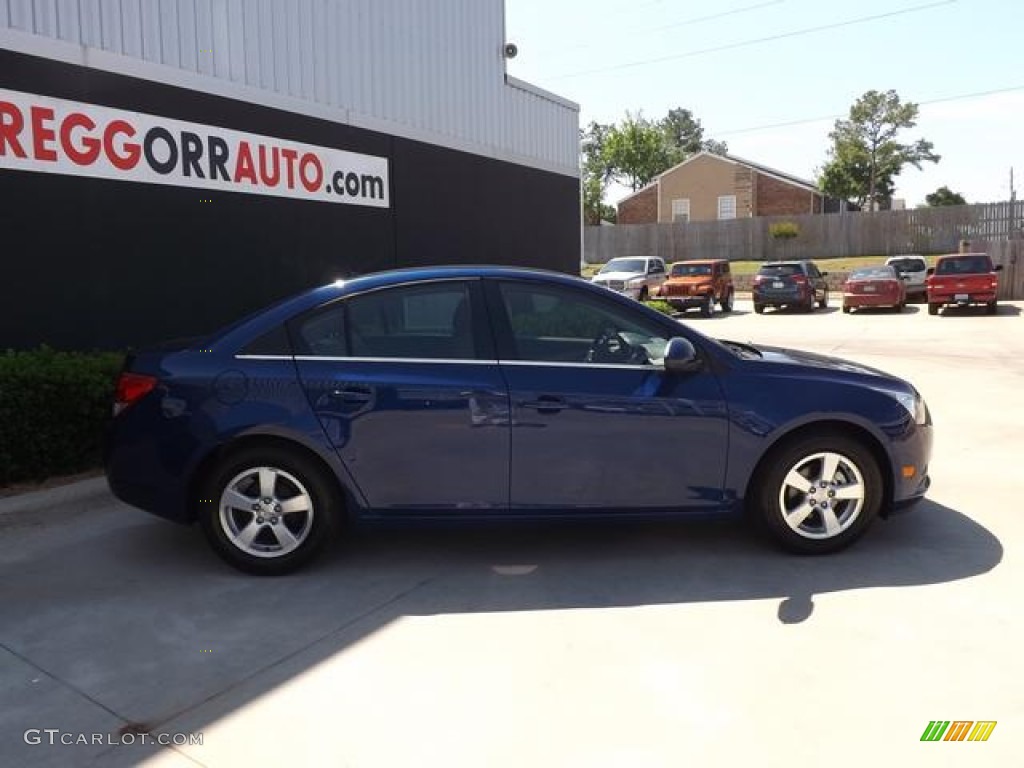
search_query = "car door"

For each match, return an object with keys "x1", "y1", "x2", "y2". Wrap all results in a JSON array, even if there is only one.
[
  {"x1": 486, "y1": 278, "x2": 730, "y2": 511},
  {"x1": 808, "y1": 262, "x2": 827, "y2": 302},
  {"x1": 290, "y1": 279, "x2": 510, "y2": 512}
]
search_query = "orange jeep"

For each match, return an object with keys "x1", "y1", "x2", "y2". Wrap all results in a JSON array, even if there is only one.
[{"x1": 658, "y1": 259, "x2": 734, "y2": 317}]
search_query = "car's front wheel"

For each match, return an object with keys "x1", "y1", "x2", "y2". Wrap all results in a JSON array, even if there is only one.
[
  {"x1": 199, "y1": 445, "x2": 341, "y2": 575},
  {"x1": 754, "y1": 434, "x2": 882, "y2": 554},
  {"x1": 720, "y1": 289, "x2": 734, "y2": 312}
]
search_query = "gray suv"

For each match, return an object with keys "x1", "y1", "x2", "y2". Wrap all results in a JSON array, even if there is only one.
[
  {"x1": 753, "y1": 260, "x2": 829, "y2": 314},
  {"x1": 885, "y1": 255, "x2": 928, "y2": 301},
  {"x1": 591, "y1": 257, "x2": 667, "y2": 301}
]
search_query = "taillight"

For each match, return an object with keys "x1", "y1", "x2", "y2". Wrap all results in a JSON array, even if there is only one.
[
  {"x1": 114, "y1": 372, "x2": 157, "y2": 416},
  {"x1": 753, "y1": 275, "x2": 766, "y2": 284},
  {"x1": 791, "y1": 274, "x2": 807, "y2": 284}
]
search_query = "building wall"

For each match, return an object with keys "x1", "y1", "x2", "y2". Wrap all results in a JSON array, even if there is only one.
[
  {"x1": 657, "y1": 154, "x2": 737, "y2": 223},
  {"x1": 617, "y1": 185, "x2": 657, "y2": 224},
  {"x1": 0, "y1": 0, "x2": 578, "y2": 176},
  {"x1": 0, "y1": 48, "x2": 579, "y2": 350},
  {"x1": 754, "y1": 172, "x2": 820, "y2": 217}
]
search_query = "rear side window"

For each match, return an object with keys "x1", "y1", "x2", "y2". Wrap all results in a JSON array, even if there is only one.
[
  {"x1": 241, "y1": 325, "x2": 293, "y2": 356},
  {"x1": 347, "y1": 282, "x2": 477, "y2": 360},
  {"x1": 291, "y1": 303, "x2": 348, "y2": 357}
]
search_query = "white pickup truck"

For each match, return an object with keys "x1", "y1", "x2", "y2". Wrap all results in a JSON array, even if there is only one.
[{"x1": 590, "y1": 256, "x2": 667, "y2": 301}]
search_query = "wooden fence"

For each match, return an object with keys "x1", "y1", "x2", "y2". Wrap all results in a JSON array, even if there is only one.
[
  {"x1": 584, "y1": 201, "x2": 1024, "y2": 265},
  {"x1": 980, "y1": 239, "x2": 1024, "y2": 301}
]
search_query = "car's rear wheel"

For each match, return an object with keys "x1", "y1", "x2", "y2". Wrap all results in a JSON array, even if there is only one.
[
  {"x1": 199, "y1": 445, "x2": 340, "y2": 575},
  {"x1": 928, "y1": 302, "x2": 939, "y2": 316},
  {"x1": 987, "y1": 300, "x2": 998, "y2": 315},
  {"x1": 804, "y1": 293, "x2": 815, "y2": 313},
  {"x1": 753, "y1": 434, "x2": 882, "y2": 554},
  {"x1": 754, "y1": 303, "x2": 765, "y2": 314},
  {"x1": 818, "y1": 290, "x2": 828, "y2": 309},
  {"x1": 720, "y1": 289, "x2": 734, "y2": 312},
  {"x1": 842, "y1": 305, "x2": 851, "y2": 314}
]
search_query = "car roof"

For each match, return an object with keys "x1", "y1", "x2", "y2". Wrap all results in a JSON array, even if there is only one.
[
  {"x1": 936, "y1": 252, "x2": 989, "y2": 260},
  {"x1": 760, "y1": 260, "x2": 809, "y2": 266},
  {"x1": 671, "y1": 259, "x2": 725, "y2": 265}
]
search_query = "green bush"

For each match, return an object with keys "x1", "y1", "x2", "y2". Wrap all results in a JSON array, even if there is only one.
[
  {"x1": 0, "y1": 347, "x2": 125, "y2": 486},
  {"x1": 769, "y1": 221, "x2": 800, "y2": 240},
  {"x1": 644, "y1": 300, "x2": 676, "y2": 316}
]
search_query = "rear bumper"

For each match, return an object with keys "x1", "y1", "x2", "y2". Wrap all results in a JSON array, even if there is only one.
[
  {"x1": 843, "y1": 292, "x2": 902, "y2": 307},
  {"x1": 752, "y1": 288, "x2": 809, "y2": 305},
  {"x1": 929, "y1": 292, "x2": 996, "y2": 305}
]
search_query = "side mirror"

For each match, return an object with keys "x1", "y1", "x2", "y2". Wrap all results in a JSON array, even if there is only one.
[
  {"x1": 994, "y1": 264, "x2": 1004, "y2": 272},
  {"x1": 926, "y1": 267, "x2": 935, "y2": 277},
  {"x1": 663, "y1": 337, "x2": 701, "y2": 374}
]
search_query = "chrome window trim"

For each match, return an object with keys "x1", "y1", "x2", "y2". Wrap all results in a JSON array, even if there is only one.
[{"x1": 235, "y1": 354, "x2": 660, "y2": 371}]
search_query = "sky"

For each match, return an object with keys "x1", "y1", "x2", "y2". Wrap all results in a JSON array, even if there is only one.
[{"x1": 505, "y1": 0, "x2": 1024, "y2": 208}]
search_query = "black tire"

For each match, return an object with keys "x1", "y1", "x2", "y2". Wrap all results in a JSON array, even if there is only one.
[
  {"x1": 720, "y1": 289, "x2": 734, "y2": 312},
  {"x1": 927, "y1": 302, "x2": 939, "y2": 316},
  {"x1": 987, "y1": 300, "x2": 998, "y2": 315},
  {"x1": 842, "y1": 305, "x2": 851, "y2": 314},
  {"x1": 638, "y1": 286, "x2": 649, "y2": 302},
  {"x1": 818, "y1": 290, "x2": 828, "y2": 309},
  {"x1": 199, "y1": 445, "x2": 341, "y2": 575},
  {"x1": 752, "y1": 433, "x2": 883, "y2": 555},
  {"x1": 754, "y1": 303, "x2": 765, "y2": 315},
  {"x1": 701, "y1": 294, "x2": 714, "y2": 317},
  {"x1": 804, "y1": 294, "x2": 815, "y2": 313}
]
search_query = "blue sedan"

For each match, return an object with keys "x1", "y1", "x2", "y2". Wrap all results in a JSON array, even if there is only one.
[{"x1": 105, "y1": 266, "x2": 933, "y2": 574}]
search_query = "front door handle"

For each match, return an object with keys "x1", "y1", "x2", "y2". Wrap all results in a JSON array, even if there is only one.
[{"x1": 522, "y1": 395, "x2": 568, "y2": 415}]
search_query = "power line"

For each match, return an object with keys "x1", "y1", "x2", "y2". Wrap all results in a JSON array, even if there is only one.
[
  {"x1": 548, "y1": 0, "x2": 957, "y2": 80},
  {"x1": 536, "y1": 0, "x2": 784, "y2": 57},
  {"x1": 713, "y1": 83, "x2": 1024, "y2": 137}
]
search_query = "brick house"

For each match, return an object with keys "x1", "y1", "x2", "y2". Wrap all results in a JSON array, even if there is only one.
[{"x1": 617, "y1": 151, "x2": 843, "y2": 224}]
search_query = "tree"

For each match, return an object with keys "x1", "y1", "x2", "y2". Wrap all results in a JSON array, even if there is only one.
[
  {"x1": 658, "y1": 108, "x2": 729, "y2": 166},
  {"x1": 925, "y1": 185, "x2": 966, "y2": 207},
  {"x1": 580, "y1": 122, "x2": 617, "y2": 224},
  {"x1": 603, "y1": 112, "x2": 672, "y2": 192},
  {"x1": 819, "y1": 89, "x2": 939, "y2": 210}
]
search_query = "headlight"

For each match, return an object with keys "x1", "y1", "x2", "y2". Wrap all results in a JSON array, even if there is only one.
[
  {"x1": 890, "y1": 390, "x2": 928, "y2": 425},
  {"x1": 628, "y1": 277, "x2": 645, "y2": 285}
]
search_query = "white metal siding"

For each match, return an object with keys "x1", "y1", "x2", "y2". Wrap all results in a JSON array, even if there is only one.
[{"x1": 0, "y1": 0, "x2": 580, "y2": 177}]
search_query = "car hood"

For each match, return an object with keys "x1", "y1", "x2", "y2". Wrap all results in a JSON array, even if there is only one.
[
  {"x1": 666, "y1": 276, "x2": 713, "y2": 284},
  {"x1": 592, "y1": 271, "x2": 643, "y2": 281},
  {"x1": 746, "y1": 343, "x2": 907, "y2": 385}
]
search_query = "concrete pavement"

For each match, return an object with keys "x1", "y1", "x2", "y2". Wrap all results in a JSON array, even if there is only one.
[{"x1": 2, "y1": 300, "x2": 1022, "y2": 767}]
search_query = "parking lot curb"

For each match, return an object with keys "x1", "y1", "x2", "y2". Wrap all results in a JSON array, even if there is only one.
[{"x1": 0, "y1": 476, "x2": 112, "y2": 524}]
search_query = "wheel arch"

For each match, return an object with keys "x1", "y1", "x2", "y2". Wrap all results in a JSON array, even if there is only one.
[
  {"x1": 187, "y1": 433, "x2": 357, "y2": 524},
  {"x1": 743, "y1": 419, "x2": 894, "y2": 518}
]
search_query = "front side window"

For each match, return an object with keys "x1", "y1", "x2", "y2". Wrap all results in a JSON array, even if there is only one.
[{"x1": 496, "y1": 282, "x2": 669, "y2": 366}]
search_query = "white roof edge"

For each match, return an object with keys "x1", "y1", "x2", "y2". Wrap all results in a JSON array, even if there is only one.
[{"x1": 505, "y1": 75, "x2": 579, "y2": 112}]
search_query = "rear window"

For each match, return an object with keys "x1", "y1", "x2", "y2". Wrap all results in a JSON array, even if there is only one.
[
  {"x1": 888, "y1": 257, "x2": 926, "y2": 272},
  {"x1": 935, "y1": 255, "x2": 993, "y2": 275},
  {"x1": 851, "y1": 267, "x2": 897, "y2": 280},
  {"x1": 757, "y1": 264, "x2": 802, "y2": 277}
]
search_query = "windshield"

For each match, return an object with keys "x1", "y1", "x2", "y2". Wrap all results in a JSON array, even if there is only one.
[
  {"x1": 850, "y1": 267, "x2": 896, "y2": 280},
  {"x1": 600, "y1": 258, "x2": 647, "y2": 274},
  {"x1": 887, "y1": 257, "x2": 926, "y2": 272},
  {"x1": 757, "y1": 264, "x2": 801, "y2": 277},
  {"x1": 671, "y1": 263, "x2": 712, "y2": 277},
  {"x1": 935, "y1": 255, "x2": 993, "y2": 275}
]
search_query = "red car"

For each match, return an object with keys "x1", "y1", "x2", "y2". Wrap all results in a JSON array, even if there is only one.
[
  {"x1": 842, "y1": 266, "x2": 907, "y2": 313},
  {"x1": 926, "y1": 253, "x2": 1003, "y2": 315}
]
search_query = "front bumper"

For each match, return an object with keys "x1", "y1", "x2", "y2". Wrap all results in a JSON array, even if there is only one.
[
  {"x1": 887, "y1": 421, "x2": 933, "y2": 510},
  {"x1": 666, "y1": 293, "x2": 713, "y2": 309}
]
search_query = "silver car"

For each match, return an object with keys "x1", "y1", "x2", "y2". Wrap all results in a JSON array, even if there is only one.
[
  {"x1": 885, "y1": 255, "x2": 928, "y2": 301},
  {"x1": 590, "y1": 256, "x2": 667, "y2": 301}
]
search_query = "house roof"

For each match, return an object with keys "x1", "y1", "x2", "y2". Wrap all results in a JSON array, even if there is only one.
[
  {"x1": 655, "y1": 150, "x2": 820, "y2": 194},
  {"x1": 615, "y1": 180, "x2": 659, "y2": 205}
]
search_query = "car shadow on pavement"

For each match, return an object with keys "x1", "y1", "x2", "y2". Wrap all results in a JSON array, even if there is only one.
[
  {"x1": 937, "y1": 304, "x2": 1021, "y2": 317},
  {"x1": 0, "y1": 499, "x2": 1001, "y2": 765}
]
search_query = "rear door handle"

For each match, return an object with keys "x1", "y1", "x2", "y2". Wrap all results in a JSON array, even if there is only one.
[
  {"x1": 522, "y1": 395, "x2": 568, "y2": 415},
  {"x1": 330, "y1": 385, "x2": 374, "y2": 405}
]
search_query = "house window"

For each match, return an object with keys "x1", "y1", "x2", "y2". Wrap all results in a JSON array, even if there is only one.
[
  {"x1": 671, "y1": 198, "x2": 690, "y2": 223},
  {"x1": 717, "y1": 195, "x2": 737, "y2": 220}
]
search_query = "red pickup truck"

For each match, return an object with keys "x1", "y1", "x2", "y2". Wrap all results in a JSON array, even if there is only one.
[{"x1": 926, "y1": 253, "x2": 1003, "y2": 315}]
